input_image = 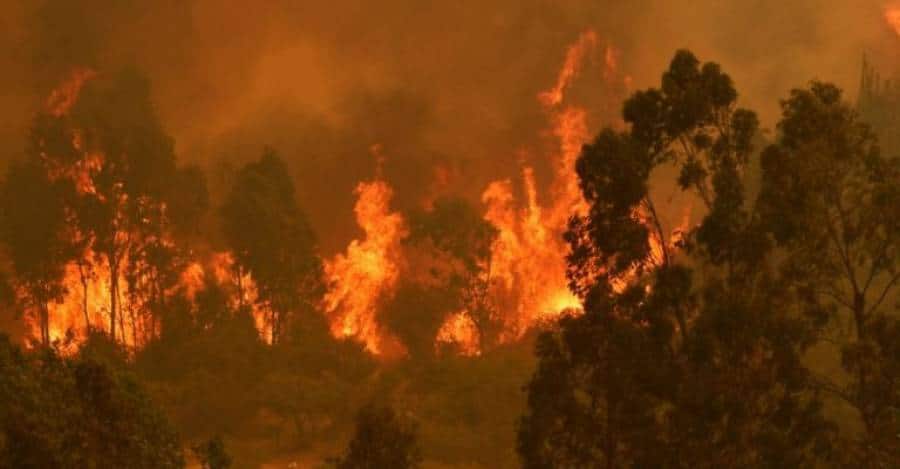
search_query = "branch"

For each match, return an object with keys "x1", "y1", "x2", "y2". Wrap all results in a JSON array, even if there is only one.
[
  {"x1": 809, "y1": 372, "x2": 856, "y2": 407},
  {"x1": 642, "y1": 195, "x2": 669, "y2": 268},
  {"x1": 823, "y1": 210, "x2": 860, "y2": 298},
  {"x1": 866, "y1": 270, "x2": 900, "y2": 317},
  {"x1": 811, "y1": 287, "x2": 855, "y2": 312},
  {"x1": 862, "y1": 236, "x2": 891, "y2": 297}
]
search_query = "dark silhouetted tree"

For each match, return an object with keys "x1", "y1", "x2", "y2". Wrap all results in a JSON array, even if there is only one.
[
  {"x1": 385, "y1": 197, "x2": 498, "y2": 356},
  {"x1": 759, "y1": 81, "x2": 900, "y2": 465},
  {"x1": 221, "y1": 148, "x2": 324, "y2": 344},
  {"x1": 336, "y1": 403, "x2": 421, "y2": 469},
  {"x1": 520, "y1": 50, "x2": 833, "y2": 468},
  {"x1": 0, "y1": 160, "x2": 75, "y2": 346},
  {"x1": 0, "y1": 334, "x2": 184, "y2": 468},
  {"x1": 193, "y1": 435, "x2": 232, "y2": 469}
]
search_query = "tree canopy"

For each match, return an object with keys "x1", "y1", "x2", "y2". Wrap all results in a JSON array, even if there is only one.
[
  {"x1": 221, "y1": 148, "x2": 324, "y2": 344},
  {"x1": 0, "y1": 334, "x2": 184, "y2": 468},
  {"x1": 520, "y1": 50, "x2": 838, "y2": 468}
]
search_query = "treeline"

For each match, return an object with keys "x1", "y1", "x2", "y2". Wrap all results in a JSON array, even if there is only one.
[{"x1": 519, "y1": 51, "x2": 900, "y2": 467}]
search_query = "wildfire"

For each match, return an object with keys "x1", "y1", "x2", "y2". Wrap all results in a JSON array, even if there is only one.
[
  {"x1": 538, "y1": 31, "x2": 599, "y2": 108},
  {"x1": 27, "y1": 31, "x2": 677, "y2": 359},
  {"x1": 322, "y1": 175, "x2": 407, "y2": 354},
  {"x1": 45, "y1": 68, "x2": 97, "y2": 117},
  {"x1": 25, "y1": 69, "x2": 203, "y2": 351},
  {"x1": 36, "y1": 250, "x2": 144, "y2": 351},
  {"x1": 183, "y1": 252, "x2": 270, "y2": 340},
  {"x1": 435, "y1": 311, "x2": 480, "y2": 356},
  {"x1": 475, "y1": 32, "x2": 600, "y2": 342}
]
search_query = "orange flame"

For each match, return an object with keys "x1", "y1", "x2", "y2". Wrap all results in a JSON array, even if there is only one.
[
  {"x1": 323, "y1": 178, "x2": 407, "y2": 354},
  {"x1": 435, "y1": 311, "x2": 480, "y2": 356},
  {"x1": 538, "y1": 31, "x2": 599, "y2": 108},
  {"x1": 26, "y1": 69, "x2": 222, "y2": 351},
  {"x1": 886, "y1": 5, "x2": 900, "y2": 36},
  {"x1": 435, "y1": 32, "x2": 603, "y2": 351},
  {"x1": 45, "y1": 68, "x2": 96, "y2": 117}
]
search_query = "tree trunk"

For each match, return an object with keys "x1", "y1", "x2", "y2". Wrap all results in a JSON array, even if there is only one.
[
  {"x1": 109, "y1": 254, "x2": 119, "y2": 341},
  {"x1": 236, "y1": 267, "x2": 246, "y2": 312},
  {"x1": 270, "y1": 308, "x2": 278, "y2": 345},
  {"x1": 40, "y1": 302, "x2": 50, "y2": 347},
  {"x1": 78, "y1": 260, "x2": 90, "y2": 332}
]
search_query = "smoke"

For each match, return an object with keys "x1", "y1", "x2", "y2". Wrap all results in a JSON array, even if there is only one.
[{"x1": 1, "y1": 0, "x2": 897, "y2": 250}]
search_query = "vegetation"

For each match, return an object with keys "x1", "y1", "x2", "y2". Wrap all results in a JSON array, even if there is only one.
[
  {"x1": 518, "y1": 50, "x2": 899, "y2": 468},
  {"x1": 335, "y1": 403, "x2": 422, "y2": 469},
  {"x1": 0, "y1": 334, "x2": 183, "y2": 468},
  {"x1": 0, "y1": 9, "x2": 897, "y2": 465},
  {"x1": 221, "y1": 148, "x2": 324, "y2": 344}
]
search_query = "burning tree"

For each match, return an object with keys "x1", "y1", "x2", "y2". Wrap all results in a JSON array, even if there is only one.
[
  {"x1": 15, "y1": 67, "x2": 208, "y2": 347},
  {"x1": 0, "y1": 160, "x2": 76, "y2": 346},
  {"x1": 396, "y1": 196, "x2": 498, "y2": 356}
]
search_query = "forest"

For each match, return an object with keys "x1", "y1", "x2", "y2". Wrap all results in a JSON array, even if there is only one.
[{"x1": 0, "y1": 1, "x2": 899, "y2": 468}]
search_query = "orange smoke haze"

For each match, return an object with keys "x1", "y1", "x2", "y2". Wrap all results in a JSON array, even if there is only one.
[
  {"x1": 27, "y1": 28, "x2": 687, "y2": 358},
  {"x1": 886, "y1": 5, "x2": 900, "y2": 36}
]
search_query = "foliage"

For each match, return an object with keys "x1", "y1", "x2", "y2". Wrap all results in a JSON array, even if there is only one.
[
  {"x1": 24, "y1": 67, "x2": 207, "y2": 345},
  {"x1": 759, "y1": 81, "x2": 900, "y2": 465},
  {"x1": 221, "y1": 148, "x2": 324, "y2": 344},
  {"x1": 394, "y1": 197, "x2": 499, "y2": 354},
  {"x1": 0, "y1": 160, "x2": 76, "y2": 345},
  {"x1": 0, "y1": 334, "x2": 183, "y2": 468},
  {"x1": 336, "y1": 403, "x2": 422, "y2": 469},
  {"x1": 193, "y1": 435, "x2": 232, "y2": 469},
  {"x1": 521, "y1": 50, "x2": 834, "y2": 468}
]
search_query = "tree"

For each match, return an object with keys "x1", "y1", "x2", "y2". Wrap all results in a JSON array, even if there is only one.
[
  {"x1": 0, "y1": 334, "x2": 184, "y2": 468},
  {"x1": 27, "y1": 67, "x2": 192, "y2": 345},
  {"x1": 385, "y1": 197, "x2": 498, "y2": 356},
  {"x1": 335, "y1": 403, "x2": 421, "y2": 469},
  {"x1": 0, "y1": 160, "x2": 75, "y2": 346},
  {"x1": 520, "y1": 50, "x2": 832, "y2": 468},
  {"x1": 221, "y1": 148, "x2": 324, "y2": 344},
  {"x1": 193, "y1": 436, "x2": 232, "y2": 469},
  {"x1": 411, "y1": 198, "x2": 498, "y2": 349},
  {"x1": 759, "y1": 82, "x2": 900, "y2": 465}
]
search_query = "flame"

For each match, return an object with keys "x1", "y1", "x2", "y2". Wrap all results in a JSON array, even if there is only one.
[
  {"x1": 323, "y1": 178, "x2": 407, "y2": 354},
  {"x1": 886, "y1": 5, "x2": 900, "y2": 36},
  {"x1": 28, "y1": 35, "x2": 682, "y2": 358},
  {"x1": 198, "y1": 252, "x2": 270, "y2": 340},
  {"x1": 45, "y1": 68, "x2": 96, "y2": 117},
  {"x1": 436, "y1": 30, "x2": 643, "y2": 351},
  {"x1": 538, "y1": 31, "x2": 598, "y2": 108},
  {"x1": 35, "y1": 251, "x2": 141, "y2": 351},
  {"x1": 457, "y1": 32, "x2": 598, "y2": 342},
  {"x1": 435, "y1": 311, "x2": 480, "y2": 356},
  {"x1": 26, "y1": 70, "x2": 220, "y2": 351}
]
